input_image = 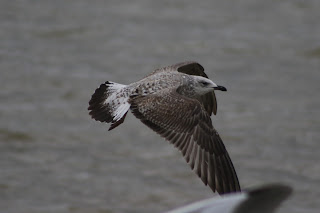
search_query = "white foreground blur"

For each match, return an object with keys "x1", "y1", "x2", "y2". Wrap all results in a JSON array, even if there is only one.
[{"x1": 165, "y1": 183, "x2": 292, "y2": 213}]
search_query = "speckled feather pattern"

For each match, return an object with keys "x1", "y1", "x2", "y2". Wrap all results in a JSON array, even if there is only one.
[{"x1": 88, "y1": 61, "x2": 241, "y2": 194}]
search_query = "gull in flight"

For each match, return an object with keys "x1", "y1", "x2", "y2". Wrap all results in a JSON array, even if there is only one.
[{"x1": 88, "y1": 61, "x2": 241, "y2": 194}]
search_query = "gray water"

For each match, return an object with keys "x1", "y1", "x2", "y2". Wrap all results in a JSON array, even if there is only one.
[{"x1": 1, "y1": 0, "x2": 319, "y2": 213}]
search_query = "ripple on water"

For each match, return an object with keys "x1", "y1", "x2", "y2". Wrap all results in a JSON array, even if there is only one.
[{"x1": 0, "y1": 128, "x2": 33, "y2": 142}]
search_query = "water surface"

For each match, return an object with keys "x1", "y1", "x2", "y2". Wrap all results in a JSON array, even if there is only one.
[{"x1": 1, "y1": 1, "x2": 319, "y2": 213}]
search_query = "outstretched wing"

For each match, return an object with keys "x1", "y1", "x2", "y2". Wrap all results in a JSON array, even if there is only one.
[{"x1": 129, "y1": 91, "x2": 241, "y2": 195}]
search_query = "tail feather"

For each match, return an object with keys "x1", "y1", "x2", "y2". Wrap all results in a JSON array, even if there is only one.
[{"x1": 88, "y1": 81, "x2": 130, "y2": 130}]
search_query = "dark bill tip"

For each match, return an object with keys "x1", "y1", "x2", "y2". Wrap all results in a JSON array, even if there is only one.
[{"x1": 214, "y1": 85, "x2": 227, "y2": 91}]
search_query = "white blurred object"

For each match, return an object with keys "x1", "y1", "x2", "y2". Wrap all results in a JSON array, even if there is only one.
[{"x1": 165, "y1": 183, "x2": 292, "y2": 213}]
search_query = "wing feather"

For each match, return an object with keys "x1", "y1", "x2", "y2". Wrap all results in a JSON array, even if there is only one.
[
  {"x1": 129, "y1": 92, "x2": 240, "y2": 195},
  {"x1": 185, "y1": 138, "x2": 195, "y2": 163},
  {"x1": 189, "y1": 141, "x2": 198, "y2": 170},
  {"x1": 201, "y1": 149, "x2": 208, "y2": 185},
  {"x1": 207, "y1": 153, "x2": 215, "y2": 191}
]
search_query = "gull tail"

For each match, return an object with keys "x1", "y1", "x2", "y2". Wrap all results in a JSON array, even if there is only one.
[{"x1": 88, "y1": 81, "x2": 130, "y2": 130}]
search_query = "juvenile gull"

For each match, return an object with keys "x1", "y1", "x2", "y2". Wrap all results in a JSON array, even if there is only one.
[{"x1": 88, "y1": 61, "x2": 241, "y2": 194}]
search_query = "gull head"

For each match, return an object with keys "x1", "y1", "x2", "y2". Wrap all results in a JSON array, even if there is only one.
[{"x1": 193, "y1": 76, "x2": 227, "y2": 95}]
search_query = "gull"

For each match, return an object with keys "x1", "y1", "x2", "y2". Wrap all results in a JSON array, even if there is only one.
[{"x1": 88, "y1": 61, "x2": 241, "y2": 194}]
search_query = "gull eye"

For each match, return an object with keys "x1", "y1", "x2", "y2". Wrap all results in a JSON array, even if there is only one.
[{"x1": 200, "y1": 81, "x2": 209, "y2": 86}]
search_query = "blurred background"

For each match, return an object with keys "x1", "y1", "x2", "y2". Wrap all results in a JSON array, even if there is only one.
[{"x1": 1, "y1": 0, "x2": 319, "y2": 213}]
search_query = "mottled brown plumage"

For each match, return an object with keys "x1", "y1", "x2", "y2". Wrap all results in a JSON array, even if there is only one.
[{"x1": 88, "y1": 61, "x2": 241, "y2": 194}]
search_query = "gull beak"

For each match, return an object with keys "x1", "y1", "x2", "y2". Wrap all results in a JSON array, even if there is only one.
[{"x1": 213, "y1": 85, "x2": 227, "y2": 91}]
